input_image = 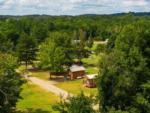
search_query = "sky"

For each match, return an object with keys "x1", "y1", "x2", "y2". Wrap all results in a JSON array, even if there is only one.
[{"x1": 0, "y1": 0, "x2": 150, "y2": 15}]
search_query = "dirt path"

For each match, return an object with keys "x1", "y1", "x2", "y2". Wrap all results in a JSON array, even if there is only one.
[{"x1": 25, "y1": 75, "x2": 73, "y2": 99}]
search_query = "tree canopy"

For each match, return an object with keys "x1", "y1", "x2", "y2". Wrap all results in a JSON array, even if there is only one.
[
  {"x1": 38, "y1": 32, "x2": 73, "y2": 72},
  {"x1": 98, "y1": 21, "x2": 150, "y2": 113}
]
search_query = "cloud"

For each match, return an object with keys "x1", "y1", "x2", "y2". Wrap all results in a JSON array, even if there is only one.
[
  {"x1": 122, "y1": 0, "x2": 148, "y2": 6},
  {"x1": 0, "y1": 0, "x2": 150, "y2": 15}
]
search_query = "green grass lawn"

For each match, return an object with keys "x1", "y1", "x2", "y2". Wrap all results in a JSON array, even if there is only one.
[
  {"x1": 82, "y1": 54, "x2": 100, "y2": 67},
  {"x1": 56, "y1": 79, "x2": 98, "y2": 96},
  {"x1": 31, "y1": 71, "x2": 50, "y2": 80},
  {"x1": 17, "y1": 82, "x2": 59, "y2": 113},
  {"x1": 86, "y1": 67, "x2": 99, "y2": 74},
  {"x1": 82, "y1": 54, "x2": 100, "y2": 74}
]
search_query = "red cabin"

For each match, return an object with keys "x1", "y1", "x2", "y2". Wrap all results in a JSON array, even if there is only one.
[{"x1": 69, "y1": 65, "x2": 85, "y2": 80}]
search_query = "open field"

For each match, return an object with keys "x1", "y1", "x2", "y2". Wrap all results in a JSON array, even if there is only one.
[{"x1": 17, "y1": 82, "x2": 59, "y2": 113}]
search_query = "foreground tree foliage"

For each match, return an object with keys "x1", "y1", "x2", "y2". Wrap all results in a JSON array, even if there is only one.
[
  {"x1": 98, "y1": 21, "x2": 150, "y2": 113},
  {"x1": 53, "y1": 92, "x2": 95, "y2": 113},
  {"x1": 0, "y1": 54, "x2": 24, "y2": 113}
]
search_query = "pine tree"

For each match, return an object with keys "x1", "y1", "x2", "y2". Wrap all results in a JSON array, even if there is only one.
[{"x1": 16, "y1": 32, "x2": 37, "y2": 69}]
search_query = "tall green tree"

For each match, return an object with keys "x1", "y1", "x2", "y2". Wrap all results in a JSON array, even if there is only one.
[
  {"x1": 98, "y1": 22, "x2": 150, "y2": 113},
  {"x1": 16, "y1": 32, "x2": 37, "y2": 69},
  {"x1": 73, "y1": 29, "x2": 89, "y2": 60},
  {"x1": 38, "y1": 32, "x2": 72, "y2": 72},
  {"x1": 0, "y1": 54, "x2": 23, "y2": 113}
]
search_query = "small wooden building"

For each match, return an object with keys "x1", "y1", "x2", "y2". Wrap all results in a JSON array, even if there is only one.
[
  {"x1": 69, "y1": 65, "x2": 85, "y2": 80},
  {"x1": 85, "y1": 74, "x2": 97, "y2": 88}
]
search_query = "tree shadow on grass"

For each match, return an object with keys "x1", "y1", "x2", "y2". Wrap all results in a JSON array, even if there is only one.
[{"x1": 17, "y1": 108, "x2": 51, "y2": 113}]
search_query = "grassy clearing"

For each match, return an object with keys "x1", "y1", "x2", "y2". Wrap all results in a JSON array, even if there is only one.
[
  {"x1": 28, "y1": 71, "x2": 98, "y2": 96},
  {"x1": 18, "y1": 65, "x2": 50, "y2": 81},
  {"x1": 82, "y1": 54, "x2": 100, "y2": 74},
  {"x1": 86, "y1": 67, "x2": 99, "y2": 74},
  {"x1": 17, "y1": 82, "x2": 59, "y2": 113},
  {"x1": 56, "y1": 79, "x2": 98, "y2": 96},
  {"x1": 17, "y1": 53, "x2": 99, "y2": 99},
  {"x1": 82, "y1": 54, "x2": 100, "y2": 67},
  {"x1": 31, "y1": 71, "x2": 50, "y2": 80}
]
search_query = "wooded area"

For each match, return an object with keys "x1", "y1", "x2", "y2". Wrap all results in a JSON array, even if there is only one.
[{"x1": 0, "y1": 13, "x2": 150, "y2": 113}]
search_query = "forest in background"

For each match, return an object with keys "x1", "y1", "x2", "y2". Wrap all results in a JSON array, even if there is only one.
[{"x1": 0, "y1": 12, "x2": 150, "y2": 53}]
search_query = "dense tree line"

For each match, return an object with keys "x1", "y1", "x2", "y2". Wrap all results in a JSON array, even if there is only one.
[
  {"x1": 0, "y1": 13, "x2": 148, "y2": 67},
  {"x1": 0, "y1": 14, "x2": 146, "y2": 50}
]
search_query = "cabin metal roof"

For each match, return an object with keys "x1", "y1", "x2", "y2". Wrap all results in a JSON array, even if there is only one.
[
  {"x1": 86, "y1": 74, "x2": 97, "y2": 79},
  {"x1": 70, "y1": 65, "x2": 85, "y2": 72}
]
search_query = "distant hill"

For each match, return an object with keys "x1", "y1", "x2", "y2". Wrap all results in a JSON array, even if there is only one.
[
  {"x1": 110, "y1": 12, "x2": 150, "y2": 16},
  {"x1": 0, "y1": 12, "x2": 150, "y2": 18},
  {"x1": 81, "y1": 12, "x2": 150, "y2": 17}
]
